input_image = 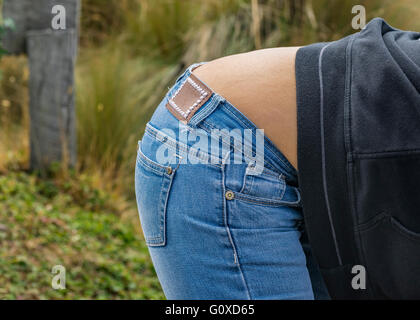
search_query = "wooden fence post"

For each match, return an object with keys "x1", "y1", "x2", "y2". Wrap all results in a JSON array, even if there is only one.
[{"x1": 2, "y1": 0, "x2": 80, "y2": 171}]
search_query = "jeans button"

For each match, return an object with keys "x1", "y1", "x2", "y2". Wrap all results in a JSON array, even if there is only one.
[
  {"x1": 166, "y1": 167, "x2": 173, "y2": 175},
  {"x1": 225, "y1": 190, "x2": 234, "y2": 200}
]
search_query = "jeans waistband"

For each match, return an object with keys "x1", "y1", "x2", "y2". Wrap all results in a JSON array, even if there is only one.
[{"x1": 148, "y1": 62, "x2": 298, "y2": 184}]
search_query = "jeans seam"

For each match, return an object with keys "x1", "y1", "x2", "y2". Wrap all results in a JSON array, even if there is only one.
[
  {"x1": 137, "y1": 150, "x2": 169, "y2": 176},
  {"x1": 234, "y1": 196, "x2": 290, "y2": 207},
  {"x1": 222, "y1": 153, "x2": 252, "y2": 299},
  {"x1": 234, "y1": 191, "x2": 300, "y2": 207}
]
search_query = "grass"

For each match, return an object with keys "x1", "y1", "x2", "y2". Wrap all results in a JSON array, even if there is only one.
[
  {"x1": 75, "y1": 41, "x2": 181, "y2": 197},
  {"x1": 0, "y1": 170, "x2": 164, "y2": 299}
]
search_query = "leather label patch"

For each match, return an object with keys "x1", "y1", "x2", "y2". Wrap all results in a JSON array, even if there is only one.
[{"x1": 166, "y1": 73, "x2": 213, "y2": 123}]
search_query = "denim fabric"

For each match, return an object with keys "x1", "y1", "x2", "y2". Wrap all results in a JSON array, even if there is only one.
[{"x1": 135, "y1": 63, "x2": 330, "y2": 299}]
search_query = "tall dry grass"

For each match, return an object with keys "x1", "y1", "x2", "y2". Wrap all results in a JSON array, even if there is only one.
[
  {"x1": 75, "y1": 41, "x2": 180, "y2": 195},
  {"x1": 0, "y1": 55, "x2": 29, "y2": 172}
]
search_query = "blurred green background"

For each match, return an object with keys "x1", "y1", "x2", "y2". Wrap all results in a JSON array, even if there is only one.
[{"x1": 0, "y1": 0, "x2": 419, "y2": 299}]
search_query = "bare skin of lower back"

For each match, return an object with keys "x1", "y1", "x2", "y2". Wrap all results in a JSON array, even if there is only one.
[{"x1": 192, "y1": 47, "x2": 300, "y2": 170}]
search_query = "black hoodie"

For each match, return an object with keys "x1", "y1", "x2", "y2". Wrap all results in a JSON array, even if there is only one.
[{"x1": 296, "y1": 18, "x2": 420, "y2": 299}]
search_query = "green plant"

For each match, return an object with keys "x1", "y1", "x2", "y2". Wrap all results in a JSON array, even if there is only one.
[
  {"x1": 0, "y1": 171, "x2": 164, "y2": 299},
  {"x1": 75, "y1": 41, "x2": 179, "y2": 196}
]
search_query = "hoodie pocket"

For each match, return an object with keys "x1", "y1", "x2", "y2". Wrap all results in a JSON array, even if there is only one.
[
  {"x1": 358, "y1": 213, "x2": 420, "y2": 299},
  {"x1": 354, "y1": 154, "x2": 420, "y2": 298}
]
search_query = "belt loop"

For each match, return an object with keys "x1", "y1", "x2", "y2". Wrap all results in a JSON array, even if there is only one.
[
  {"x1": 221, "y1": 149, "x2": 231, "y2": 166},
  {"x1": 173, "y1": 153, "x2": 183, "y2": 172}
]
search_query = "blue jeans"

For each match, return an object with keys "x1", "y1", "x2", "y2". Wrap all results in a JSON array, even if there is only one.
[{"x1": 134, "y1": 62, "x2": 330, "y2": 299}]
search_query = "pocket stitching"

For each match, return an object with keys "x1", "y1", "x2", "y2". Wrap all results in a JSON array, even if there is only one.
[
  {"x1": 358, "y1": 212, "x2": 420, "y2": 242},
  {"x1": 357, "y1": 211, "x2": 388, "y2": 232},
  {"x1": 238, "y1": 170, "x2": 287, "y2": 202},
  {"x1": 137, "y1": 157, "x2": 166, "y2": 177},
  {"x1": 233, "y1": 191, "x2": 300, "y2": 207},
  {"x1": 389, "y1": 216, "x2": 420, "y2": 242},
  {"x1": 137, "y1": 144, "x2": 170, "y2": 175}
]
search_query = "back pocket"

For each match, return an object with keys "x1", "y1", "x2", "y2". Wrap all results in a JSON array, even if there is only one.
[{"x1": 135, "y1": 140, "x2": 175, "y2": 246}]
